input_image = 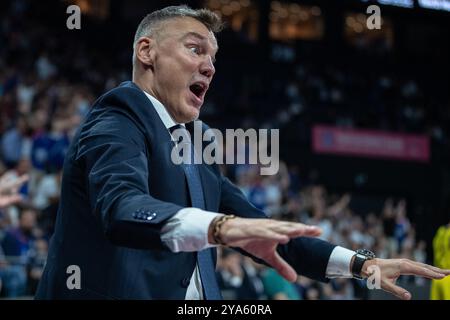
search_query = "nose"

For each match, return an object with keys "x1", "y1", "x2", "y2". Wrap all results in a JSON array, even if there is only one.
[{"x1": 200, "y1": 56, "x2": 215, "y2": 79}]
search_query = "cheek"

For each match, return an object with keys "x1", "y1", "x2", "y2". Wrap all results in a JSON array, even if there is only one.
[
  {"x1": 160, "y1": 65, "x2": 189, "y2": 94},
  {"x1": 155, "y1": 53, "x2": 197, "y2": 102}
]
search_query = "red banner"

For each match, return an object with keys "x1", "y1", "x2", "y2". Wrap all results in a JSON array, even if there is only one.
[{"x1": 312, "y1": 125, "x2": 430, "y2": 162}]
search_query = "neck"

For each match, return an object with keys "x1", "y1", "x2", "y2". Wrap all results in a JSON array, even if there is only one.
[
  {"x1": 133, "y1": 75, "x2": 182, "y2": 126},
  {"x1": 133, "y1": 76, "x2": 155, "y2": 97}
]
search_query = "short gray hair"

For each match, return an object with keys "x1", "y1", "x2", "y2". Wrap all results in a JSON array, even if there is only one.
[{"x1": 132, "y1": 5, "x2": 223, "y2": 68}]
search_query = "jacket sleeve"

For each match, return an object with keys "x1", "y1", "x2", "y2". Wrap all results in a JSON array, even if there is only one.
[
  {"x1": 219, "y1": 174, "x2": 336, "y2": 282},
  {"x1": 75, "y1": 106, "x2": 183, "y2": 250}
]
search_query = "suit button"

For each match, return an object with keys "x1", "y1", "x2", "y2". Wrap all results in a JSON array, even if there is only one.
[
  {"x1": 181, "y1": 277, "x2": 190, "y2": 288},
  {"x1": 146, "y1": 213, "x2": 157, "y2": 221}
]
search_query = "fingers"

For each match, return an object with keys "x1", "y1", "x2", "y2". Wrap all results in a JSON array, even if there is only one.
[
  {"x1": 223, "y1": 218, "x2": 322, "y2": 247},
  {"x1": 271, "y1": 221, "x2": 322, "y2": 238},
  {"x1": 400, "y1": 260, "x2": 446, "y2": 279},
  {"x1": 291, "y1": 225, "x2": 322, "y2": 237},
  {"x1": 233, "y1": 225, "x2": 290, "y2": 244},
  {"x1": 242, "y1": 221, "x2": 322, "y2": 244},
  {"x1": 260, "y1": 229, "x2": 290, "y2": 244},
  {"x1": 413, "y1": 261, "x2": 450, "y2": 276},
  {"x1": 383, "y1": 281, "x2": 412, "y2": 300},
  {"x1": 266, "y1": 251, "x2": 297, "y2": 283}
]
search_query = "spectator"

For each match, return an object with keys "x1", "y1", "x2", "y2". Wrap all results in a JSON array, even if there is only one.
[
  {"x1": 260, "y1": 267, "x2": 301, "y2": 300},
  {"x1": 0, "y1": 207, "x2": 37, "y2": 297},
  {"x1": 217, "y1": 248, "x2": 266, "y2": 300},
  {"x1": 1, "y1": 116, "x2": 30, "y2": 168}
]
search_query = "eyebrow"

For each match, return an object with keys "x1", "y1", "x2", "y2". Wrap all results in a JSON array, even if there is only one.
[
  {"x1": 181, "y1": 31, "x2": 218, "y2": 55},
  {"x1": 181, "y1": 31, "x2": 207, "y2": 42}
]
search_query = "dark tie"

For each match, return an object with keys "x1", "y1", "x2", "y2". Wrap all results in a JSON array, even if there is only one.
[{"x1": 170, "y1": 124, "x2": 222, "y2": 300}]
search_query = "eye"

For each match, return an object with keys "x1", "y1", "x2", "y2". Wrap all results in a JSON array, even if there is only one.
[{"x1": 189, "y1": 45, "x2": 201, "y2": 55}]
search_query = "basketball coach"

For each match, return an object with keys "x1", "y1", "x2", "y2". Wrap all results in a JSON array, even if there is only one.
[{"x1": 35, "y1": 5, "x2": 450, "y2": 300}]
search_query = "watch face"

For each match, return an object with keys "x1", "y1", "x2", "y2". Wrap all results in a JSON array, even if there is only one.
[{"x1": 356, "y1": 249, "x2": 376, "y2": 259}]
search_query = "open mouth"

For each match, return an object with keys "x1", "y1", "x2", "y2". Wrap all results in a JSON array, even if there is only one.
[{"x1": 189, "y1": 82, "x2": 207, "y2": 101}]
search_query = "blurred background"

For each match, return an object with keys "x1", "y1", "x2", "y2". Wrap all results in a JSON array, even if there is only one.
[{"x1": 0, "y1": 0, "x2": 449, "y2": 300}]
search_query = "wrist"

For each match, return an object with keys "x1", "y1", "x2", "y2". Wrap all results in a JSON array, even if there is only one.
[
  {"x1": 208, "y1": 215, "x2": 223, "y2": 245},
  {"x1": 208, "y1": 214, "x2": 237, "y2": 245},
  {"x1": 360, "y1": 258, "x2": 378, "y2": 278},
  {"x1": 351, "y1": 249, "x2": 376, "y2": 279}
]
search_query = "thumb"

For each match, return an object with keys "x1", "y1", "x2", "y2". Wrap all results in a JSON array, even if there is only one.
[
  {"x1": 383, "y1": 281, "x2": 412, "y2": 300},
  {"x1": 266, "y1": 251, "x2": 297, "y2": 283}
]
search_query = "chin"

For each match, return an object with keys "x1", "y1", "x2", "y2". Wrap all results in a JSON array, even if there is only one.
[
  {"x1": 185, "y1": 114, "x2": 199, "y2": 123},
  {"x1": 180, "y1": 105, "x2": 200, "y2": 122},
  {"x1": 190, "y1": 110, "x2": 200, "y2": 121}
]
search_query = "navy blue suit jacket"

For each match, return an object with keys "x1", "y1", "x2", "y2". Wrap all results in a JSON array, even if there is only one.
[{"x1": 35, "y1": 81, "x2": 336, "y2": 299}]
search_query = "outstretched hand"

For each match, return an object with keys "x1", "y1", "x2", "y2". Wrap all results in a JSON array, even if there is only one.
[
  {"x1": 215, "y1": 217, "x2": 322, "y2": 282},
  {"x1": 361, "y1": 258, "x2": 450, "y2": 300},
  {"x1": 211, "y1": 216, "x2": 450, "y2": 297}
]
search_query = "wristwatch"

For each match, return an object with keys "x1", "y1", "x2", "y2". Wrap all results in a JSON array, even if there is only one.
[{"x1": 351, "y1": 249, "x2": 376, "y2": 280}]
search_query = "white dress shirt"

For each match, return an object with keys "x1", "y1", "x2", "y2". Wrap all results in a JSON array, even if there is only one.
[{"x1": 142, "y1": 90, "x2": 356, "y2": 300}]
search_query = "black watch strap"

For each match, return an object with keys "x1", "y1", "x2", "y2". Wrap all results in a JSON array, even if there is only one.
[
  {"x1": 351, "y1": 249, "x2": 376, "y2": 280},
  {"x1": 351, "y1": 254, "x2": 367, "y2": 280}
]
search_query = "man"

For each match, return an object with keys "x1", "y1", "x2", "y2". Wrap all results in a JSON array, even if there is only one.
[
  {"x1": 1, "y1": 208, "x2": 37, "y2": 297},
  {"x1": 35, "y1": 5, "x2": 449, "y2": 300},
  {"x1": 0, "y1": 173, "x2": 29, "y2": 297}
]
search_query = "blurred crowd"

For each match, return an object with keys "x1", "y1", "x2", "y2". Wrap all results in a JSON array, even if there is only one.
[
  {"x1": 0, "y1": 1, "x2": 446, "y2": 299},
  {"x1": 0, "y1": 0, "x2": 96, "y2": 297}
]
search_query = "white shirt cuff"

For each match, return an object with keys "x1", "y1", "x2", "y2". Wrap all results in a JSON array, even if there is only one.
[
  {"x1": 160, "y1": 207, "x2": 222, "y2": 252},
  {"x1": 325, "y1": 246, "x2": 356, "y2": 278}
]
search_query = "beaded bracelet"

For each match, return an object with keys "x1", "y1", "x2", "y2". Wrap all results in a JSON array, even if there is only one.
[{"x1": 213, "y1": 214, "x2": 236, "y2": 245}]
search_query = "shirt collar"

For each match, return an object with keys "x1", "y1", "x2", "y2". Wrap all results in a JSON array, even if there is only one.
[{"x1": 142, "y1": 90, "x2": 185, "y2": 130}]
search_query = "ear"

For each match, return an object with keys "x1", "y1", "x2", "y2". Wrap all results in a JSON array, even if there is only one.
[{"x1": 135, "y1": 37, "x2": 156, "y2": 68}]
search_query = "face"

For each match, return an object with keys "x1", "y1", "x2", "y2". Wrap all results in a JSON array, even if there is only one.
[
  {"x1": 20, "y1": 210, "x2": 36, "y2": 231},
  {"x1": 138, "y1": 17, "x2": 218, "y2": 123}
]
